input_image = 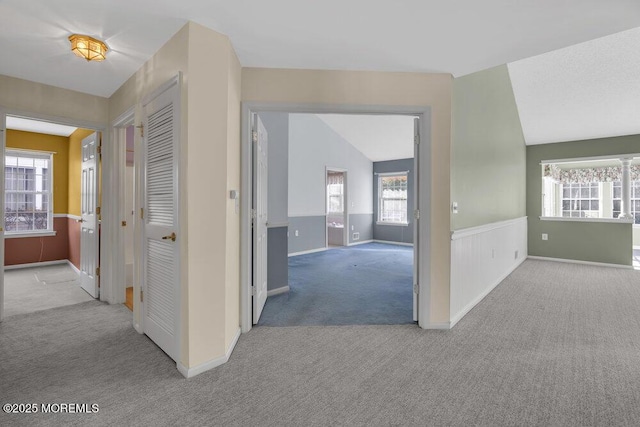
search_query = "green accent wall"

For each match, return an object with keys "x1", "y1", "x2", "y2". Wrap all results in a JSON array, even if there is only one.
[
  {"x1": 452, "y1": 64, "x2": 526, "y2": 230},
  {"x1": 527, "y1": 134, "x2": 639, "y2": 265}
]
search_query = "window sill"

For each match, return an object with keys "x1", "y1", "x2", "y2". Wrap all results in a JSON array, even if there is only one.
[
  {"x1": 376, "y1": 221, "x2": 409, "y2": 227},
  {"x1": 4, "y1": 231, "x2": 57, "y2": 239},
  {"x1": 539, "y1": 216, "x2": 634, "y2": 224}
]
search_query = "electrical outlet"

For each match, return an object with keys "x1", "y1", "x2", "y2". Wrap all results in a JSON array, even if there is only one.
[
  {"x1": 295, "y1": 230, "x2": 299, "y2": 237},
  {"x1": 452, "y1": 202, "x2": 458, "y2": 214},
  {"x1": 351, "y1": 225, "x2": 354, "y2": 231},
  {"x1": 542, "y1": 233, "x2": 548, "y2": 241}
]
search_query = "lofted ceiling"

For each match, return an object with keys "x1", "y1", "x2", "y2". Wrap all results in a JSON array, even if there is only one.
[
  {"x1": 1, "y1": 0, "x2": 640, "y2": 99},
  {"x1": 2, "y1": 1, "x2": 640, "y2": 145},
  {"x1": 316, "y1": 114, "x2": 415, "y2": 162}
]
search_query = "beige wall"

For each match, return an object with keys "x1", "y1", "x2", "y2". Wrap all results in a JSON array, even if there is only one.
[
  {"x1": 242, "y1": 68, "x2": 453, "y2": 323},
  {"x1": 0, "y1": 75, "x2": 108, "y2": 126}
]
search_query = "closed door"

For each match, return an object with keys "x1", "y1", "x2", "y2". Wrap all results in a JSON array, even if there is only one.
[
  {"x1": 141, "y1": 79, "x2": 181, "y2": 361},
  {"x1": 80, "y1": 132, "x2": 99, "y2": 298},
  {"x1": 252, "y1": 114, "x2": 268, "y2": 324}
]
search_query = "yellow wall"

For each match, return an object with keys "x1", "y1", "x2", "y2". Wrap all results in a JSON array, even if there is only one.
[
  {"x1": 6, "y1": 129, "x2": 69, "y2": 214},
  {"x1": 67, "y1": 129, "x2": 95, "y2": 216}
]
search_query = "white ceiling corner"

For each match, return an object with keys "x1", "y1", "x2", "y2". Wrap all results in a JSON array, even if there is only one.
[
  {"x1": 508, "y1": 26, "x2": 640, "y2": 145},
  {"x1": 316, "y1": 114, "x2": 415, "y2": 162}
]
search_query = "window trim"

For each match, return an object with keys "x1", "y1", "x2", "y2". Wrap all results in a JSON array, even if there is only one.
[
  {"x1": 5, "y1": 148, "x2": 54, "y2": 235},
  {"x1": 377, "y1": 171, "x2": 409, "y2": 226}
]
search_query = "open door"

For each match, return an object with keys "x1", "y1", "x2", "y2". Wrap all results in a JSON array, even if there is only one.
[
  {"x1": 79, "y1": 132, "x2": 100, "y2": 298},
  {"x1": 252, "y1": 114, "x2": 268, "y2": 324},
  {"x1": 141, "y1": 78, "x2": 181, "y2": 361},
  {"x1": 413, "y1": 117, "x2": 420, "y2": 322}
]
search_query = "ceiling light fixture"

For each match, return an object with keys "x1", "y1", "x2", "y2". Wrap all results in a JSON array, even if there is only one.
[{"x1": 68, "y1": 34, "x2": 108, "y2": 61}]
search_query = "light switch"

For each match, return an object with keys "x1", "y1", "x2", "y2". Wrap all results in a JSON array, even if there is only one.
[{"x1": 452, "y1": 202, "x2": 458, "y2": 214}]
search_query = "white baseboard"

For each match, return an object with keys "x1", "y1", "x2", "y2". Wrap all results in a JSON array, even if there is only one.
[
  {"x1": 372, "y1": 239, "x2": 413, "y2": 247},
  {"x1": 347, "y1": 239, "x2": 373, "y2": 246},
  {"x1": 450, "y1": 256, "x2": 527, "y2": 328},
  {"x1": 5, "y1": 259, "x2": 68, "y2": 270},
  {"x1": 267, "y1": 286, "x2": 290, "y2": 296},
  {"x1": 527, "y1": 255, "x2": 632, "y2": 269},
  {"x1": 424, "y1": 322, "x2": 451, "y2": 330},
  {"x1": 67, "y1": 260, "x2": 81, "y2": 275},
  {"x1": 177, "y1": 327, "x2": 241, "y2": 379},
  {"x1": 288, "y1": 247, "x2": 327, "y2": 257}
]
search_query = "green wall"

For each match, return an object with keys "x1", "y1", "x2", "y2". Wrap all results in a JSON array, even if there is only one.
[
  {"x1": 451, "y1": 64, "x2": 526, "y2": 230},
  {"x1": 527, "y1": 135, "x2": 639, "y2": 265}
]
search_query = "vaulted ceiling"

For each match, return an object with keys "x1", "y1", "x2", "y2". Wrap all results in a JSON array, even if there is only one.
[{"x1": 1, "y1": 0, "x2": 640, "y2": 144}]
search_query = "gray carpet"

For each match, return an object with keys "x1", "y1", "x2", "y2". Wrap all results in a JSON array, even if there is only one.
[
  {"x1": 2, "y1": 260, "x2": 640, "y2": 426},
  {"x1": 259, "y1": 242, "x2": 413, "y2": 326},
  {"x1": 4, "y1": 264, "x2": 94, "y2": 317}
]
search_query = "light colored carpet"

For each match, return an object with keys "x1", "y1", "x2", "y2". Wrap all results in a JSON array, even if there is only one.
[
  {"x1": 4, "y1": 264, "x2": 93, "y2": 317},
  {"x1": 1, "y1": 260, "x2": 640, "y2": 426}
]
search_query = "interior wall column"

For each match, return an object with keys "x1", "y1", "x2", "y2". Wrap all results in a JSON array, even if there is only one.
[{"x1": 619, "y1": 157, "x2": 633, "y2": 219}]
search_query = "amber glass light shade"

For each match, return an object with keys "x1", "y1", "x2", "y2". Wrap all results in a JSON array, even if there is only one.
[{"x1": 69, "y1": 34, "x2": 108, "y2": 61}]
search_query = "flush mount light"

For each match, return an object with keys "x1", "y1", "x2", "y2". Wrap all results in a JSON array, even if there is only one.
[{"x1": 68, "y1": 34, "x2": 108, "y2": 61}]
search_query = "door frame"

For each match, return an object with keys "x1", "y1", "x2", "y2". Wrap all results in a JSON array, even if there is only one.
[
  {"x1": 325, "y1": 167, "x2": 348, "y2": 247},
  {"x1": 109, "y1": 108, "x2": 141, "y2": 330},
  {"x1": 0, "y1": 108, "x2": 107, "y2": 322},
  {"x1": 240, "y1": 102, "x2": 432, "y2": 333}
]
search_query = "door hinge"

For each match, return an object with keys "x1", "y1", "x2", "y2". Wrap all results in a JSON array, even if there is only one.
[
  {"x1": 137, "y1": 124, "x2": 144, "y2": 137},
  {"x1": 140, "y1": 208, "x2": 144, "y2": 219},
  {"x1": 121, "y1": 220, "x2": 127, "y2": 227},
  {"x1": 251, "y1": 208, "x2": 257, "y2": 224},
  {"x1": 252, "y1": 130, "x2": 258, "y2": 143},
  {"x1": 140, "y1": 290, "x2": 144, "y2": 302},
  {"x1": 413, "y1": 283, "x2": 419, "y2": 294},
  {"x1": 96, "y1": 206, "x2": 101, "y2": 216},
  {"x1": 97, "y1": 145, "x2": 102, "y2": 155},
  {"x1": 414, "y1": 209, "x2": 420, "y2": 220},
  {"x1": 96, "y1": 267, "x2": 100, "y2": 276},
  {"x1": 251, "y1": 286, "x2": 257, "y2": 296},
  {"x1": 414, "y1": 135, "x2": 420, "y2": 145}
]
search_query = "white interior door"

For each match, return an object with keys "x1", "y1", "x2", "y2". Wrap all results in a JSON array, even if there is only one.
[
  {"x1": 252, "y1": 114, "x2": 268, "y2": 324},
  {"x1": 413, "y1": 117, "x2": 420, "y2": 322},
  {"x1": 142, "y1": 79, "x2": 180, "y2": 361},
  {"x1": 80, "y1": 132, "x2": 100, "y2": 298}
]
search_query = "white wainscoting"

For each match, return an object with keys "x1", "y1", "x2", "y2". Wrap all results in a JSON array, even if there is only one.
[{"x1": 450, "y1": 216, "x2": 528, "y2": 328}]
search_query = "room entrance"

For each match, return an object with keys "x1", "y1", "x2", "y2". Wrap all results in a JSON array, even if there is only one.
[{"x1": 242, "y1": 107, "x2": 426, "y2": 330}]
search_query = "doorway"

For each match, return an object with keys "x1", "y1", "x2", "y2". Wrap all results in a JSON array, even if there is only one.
[
  {"x1": 1, "y1": 114, "x2": 102, "y2": 319},
  {"x1": 241, "y1": 105, "x2": 429, "y2": 332},
  {"x1": 326, "y1": 169, "x2": 347, "y2": 247}
]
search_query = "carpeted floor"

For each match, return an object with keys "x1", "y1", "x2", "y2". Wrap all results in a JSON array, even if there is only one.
[
  {"x1": 3, "y1": 264, "x2": 94, "y2": 317},
  {"x1": 259, "y1": 242, "x2": 414, "y2": 326},
  {"x1": 2, "y1": 260, "x2": 640, "y2": 426}
]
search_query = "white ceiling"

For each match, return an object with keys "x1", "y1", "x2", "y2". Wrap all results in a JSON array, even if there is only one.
[
  {"x1": 2, "y1": 0, "x2": 640, "y2": 98},
  {"x1": 508, "y1": 27, "x2": 640, "y2": 145},
  {"x1": 6, "y1": 116, "x2": 77, "y2": 137},
  {"x1": 317, "y1": 114, "x2": 415, "y2": 162}
]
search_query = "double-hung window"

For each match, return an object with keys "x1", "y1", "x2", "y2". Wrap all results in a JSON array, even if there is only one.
[
  {"x1": 378, "y1": 173, "x2": 408, "y2": 224},
  {"x1": 5, "y1": 150, "x2": 53, "y2": 234}
]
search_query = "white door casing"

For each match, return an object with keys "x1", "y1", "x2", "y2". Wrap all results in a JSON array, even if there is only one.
[
  {"x1": 252, "y1": 114, "x2": 268, "y2": 324},
  {"x1": 80, "y1": 132, "x2": 100, "y2": 298},
  {"x1": 141, "y1": 78, "x2": 181, "y2": 361},
  {"x1": 0, "y1": 111, "x2": 5, "y2": 321},
  {"x1": 413, "y1": 117, "x2": 420, "y2": 322}
]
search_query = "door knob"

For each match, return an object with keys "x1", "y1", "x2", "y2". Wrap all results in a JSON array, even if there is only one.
[
  {"x1": 76, "y1": 218, "x2": 86, "y2": 223},
  {"x1": 162, "y1": 232, "x2": 177, "y2": 242}
]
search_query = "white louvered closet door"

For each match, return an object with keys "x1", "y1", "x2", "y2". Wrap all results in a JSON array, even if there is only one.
[{"x1": 142, "y1": 78, "x2": 180, "y2": 362}]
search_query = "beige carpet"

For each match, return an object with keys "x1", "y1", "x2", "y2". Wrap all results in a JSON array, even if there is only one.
[
  {"x1": 3, "y1": 264, "x2": 93, "y2": 317},
  {"x1": 1, "y1": 260, "x2": 640, "y2": 426}
]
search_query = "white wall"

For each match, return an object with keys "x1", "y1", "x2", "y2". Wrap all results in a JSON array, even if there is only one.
[
  {"x1": 450, "y1": 217, "x2": 528, "y2": 327},
  {"x1": 124, "y1": 165, "x2": 134, "y2": 286},
  {"x1": 288, "y1": 114, "x2": 373, "y2": 217}
]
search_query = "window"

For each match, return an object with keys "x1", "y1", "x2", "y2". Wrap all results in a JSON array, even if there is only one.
[
  {"x1": 378, "y1": 173, "x2": 408, "y2": 224},
  {"x1": 561, "y1": 182, "x2": 600, "y2": 218},
  {"x1": 5, "y1": 150, "x2": 53, "y2": 233},
  {"x1": 613, "y1": 181, "x2": 640, "y2": 224},
  {"x1": 327, "y1": 172, "x2": 344, "y2": 214}
]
